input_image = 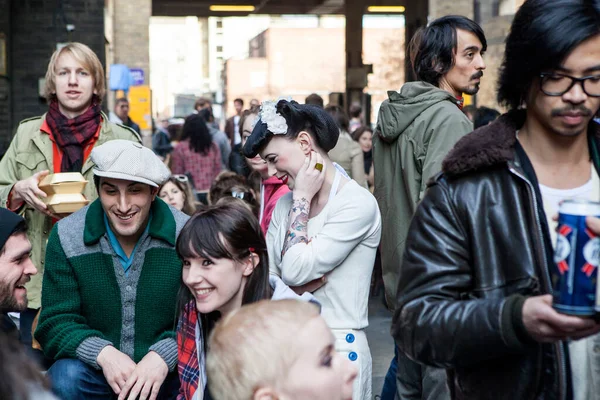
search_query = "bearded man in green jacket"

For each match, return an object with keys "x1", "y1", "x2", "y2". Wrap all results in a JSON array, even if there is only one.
[
  {"x1": 0, "y1": 43, "x2": 140, "y2": 359},
  {"x1": 373, "y1": 15, "x2": 486, "y2": 400}
]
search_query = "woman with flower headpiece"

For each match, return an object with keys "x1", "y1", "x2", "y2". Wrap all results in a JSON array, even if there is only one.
[
  {"x1": 242, "y1": 99, "x2": 382, "y2": 399},
  {"x1": 239, "y1": 106, "x2": 290, "y2": 235}
]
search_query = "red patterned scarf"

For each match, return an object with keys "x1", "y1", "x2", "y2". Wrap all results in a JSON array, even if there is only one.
[
  {"x1": 456, "y1": 96, "x2": 465, "y2": 110},
  {"x1": 45, "y1": 97, "x2": 102, "y2": 172}
]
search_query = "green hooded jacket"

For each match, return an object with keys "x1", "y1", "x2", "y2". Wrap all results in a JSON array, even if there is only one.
[
  {"x1": 0, "y1": 112, "x2": 141, "y2": 309},
  {"x1": 373, "y1": 81, "x2": 473, "y2": 311}
]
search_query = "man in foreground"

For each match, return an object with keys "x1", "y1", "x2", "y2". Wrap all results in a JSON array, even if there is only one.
[{"x1": 394, "y1": 0, "x2": 600, "y2": 397}]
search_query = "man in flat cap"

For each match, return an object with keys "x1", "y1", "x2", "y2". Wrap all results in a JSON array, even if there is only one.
[
  {"x1": 35, "y1": 140, "x2": 189, "y2": 400},
  {"x1": 0, "y1": 208, "x2": 37, "y2": 337}
]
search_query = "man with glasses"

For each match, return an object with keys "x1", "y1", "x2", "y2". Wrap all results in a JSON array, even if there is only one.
[{"x1": 393, "y1": 0, "x2": 600, "y2": 398}]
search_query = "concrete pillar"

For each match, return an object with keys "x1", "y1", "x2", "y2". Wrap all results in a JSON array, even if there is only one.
[
  {"x1": 429, "y1": 0, "x2": 474, "y2": 20},
  {"x1": 199, "y1": 17, "x2": 210, "y2": 90},
  {"x1": 112, "y1": 0, "x2": 151, "y2": 79},
  {"x1": 344, "y1": 0, "x2": 368, "y2": 111},
  {"x1": 0, "y1": 0, "x2": 11, "y2": 151},
  {"x1": 111, "y1": 0, "x2": 151, "y2": 139}
]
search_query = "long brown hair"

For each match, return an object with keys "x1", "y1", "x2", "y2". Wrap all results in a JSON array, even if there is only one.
[{"x1": 159, "y1": 175, "x2": 197, "y2": 216}]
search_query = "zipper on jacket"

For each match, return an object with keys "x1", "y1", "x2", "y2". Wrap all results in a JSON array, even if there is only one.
[{"x1": 509, "y1": 166, "x2": 567, "y2": 400}]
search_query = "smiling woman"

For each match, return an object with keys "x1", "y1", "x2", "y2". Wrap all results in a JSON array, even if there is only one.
[
  {"x1": 175, "y1": 202, "x2": 316, "y2": 400},
  {"x1": 242, "y1": 99, "x2": 382, "y2": 400}
]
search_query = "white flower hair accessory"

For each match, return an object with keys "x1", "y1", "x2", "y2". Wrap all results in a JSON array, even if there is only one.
[{"x1": 259, "y1": 98, "x2": 290, "y2": 135}]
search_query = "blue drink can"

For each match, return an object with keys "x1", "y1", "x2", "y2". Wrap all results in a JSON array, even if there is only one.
[{"x1": 552, "y1": 200, "x2": 600, "y2": 315}]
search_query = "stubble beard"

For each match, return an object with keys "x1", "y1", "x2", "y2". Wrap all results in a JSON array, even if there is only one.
[
  {"x1": 462, "y1": 84, "x2": 481, "y2": 96},
  {"x1": 0, "y1": 281, "x2": 27, "y2": 313}
]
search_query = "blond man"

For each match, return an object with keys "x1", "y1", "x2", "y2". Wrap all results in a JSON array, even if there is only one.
[
  {"x1": 207, "y1": 300, "x2": 357, "y2": 400},
  {"x1": 0, "y1": 42, "x2": 140, "y2": 359}
]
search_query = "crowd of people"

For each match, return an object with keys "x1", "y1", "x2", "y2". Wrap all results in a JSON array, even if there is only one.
[{"x1": 1, "y1": 0, "x2": 600, "y2": 399}]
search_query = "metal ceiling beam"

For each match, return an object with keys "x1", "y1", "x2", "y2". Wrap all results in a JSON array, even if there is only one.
[{"x1": 152, "y1": 0, "x2": 407, "y2": 17}]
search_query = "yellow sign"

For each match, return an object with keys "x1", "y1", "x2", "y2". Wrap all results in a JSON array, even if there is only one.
[
  {"x1": 463, "y1": 94, "x2": 473, "y2": 106},
  {"x1": 119, "y1": 86, "x2": 152, "y2": 131}
]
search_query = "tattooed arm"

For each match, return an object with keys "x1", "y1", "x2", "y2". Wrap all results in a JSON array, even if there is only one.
[
  {"x1": 281, "y1": 196, "x2": 328, "y2": 294},
  {"x1": 281, "y1": 197, "x2": 310, "y2": 257}
]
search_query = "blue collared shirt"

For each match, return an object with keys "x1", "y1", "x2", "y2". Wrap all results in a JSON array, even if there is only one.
[{"x1": 103, "y1": 212, "x2": 152, "y2": 276}]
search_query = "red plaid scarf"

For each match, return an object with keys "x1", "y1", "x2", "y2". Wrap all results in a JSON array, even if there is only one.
[
  {"x1": 45, "y1": 97, "x2": 101, "y2": 172},
  {"x1": 177, "y1": 301, "x2": 201, "y2": 400}
]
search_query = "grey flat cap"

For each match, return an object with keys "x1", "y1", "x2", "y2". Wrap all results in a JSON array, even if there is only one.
[{"x1": 91, "y1": 140, "x2": 170, "y2": 187}]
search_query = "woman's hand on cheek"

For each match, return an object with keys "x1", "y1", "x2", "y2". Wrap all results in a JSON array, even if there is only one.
[{"x1": 292, "y1": 151, "x2": 326, "y2": 201}]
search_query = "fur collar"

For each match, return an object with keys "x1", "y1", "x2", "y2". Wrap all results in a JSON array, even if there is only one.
[
  {"x1": 442, "y1": 110, "x2": 523, "y2": 178},
  {"x1": 442, "y1": 109, "x2": 600, "y2": 178}
]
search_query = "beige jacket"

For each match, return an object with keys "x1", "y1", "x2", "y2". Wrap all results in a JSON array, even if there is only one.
[
  {"x1": 328, "y1": 131, "x2": 367, "y2": 188},
  {"x1": 0, "y1": 112, "x2": 141, "y2": 309}
]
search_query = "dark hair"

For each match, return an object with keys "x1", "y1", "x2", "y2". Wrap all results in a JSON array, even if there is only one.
[
  {"x1": 410, "y1": 15, "x2": 487, "y2": 87},
  {"x1": 242, "y1": 100, "x2": 340, "y2": 158},
  {"x1": 234, "y1": 98, "x2": 244, "y2": 106},
  {"x1": 351, "y1": 125, "x2": 373, "y2": 142},
  {"x1": 0, "y1": 331, "x2": 51, "y2": 399},
  {"x1": 474, "y1": 106, "x2": 501, "y2": 129},
  {"x1": 115, "y1": 97, "x2": 129, "y2": 105},
  {"x1": 498, "y1": 0, "x2": 600, "y2": 110},
  {"x1": 349, "y1": 104, "x2": 362, "y2": 118},
  {"x1": 168, "y1": 123, "x2": 183, "y2": 142},
  {"x1": 305, "y1": 93, "x2": 324, "y2": 108},
  {"x1": 208, "y1": 172, "x2": 258, "y2": 216},
  {"x1": 181, "y1": 114, "x2": 213, "y2": 155},
  {"x1": 324, "y1": 104, "x2": 350, "y2": 133},
  {"x1": 176, "y1": 202, "x2": 271, "y2": 351},
  {"x1": 198, "y1": 107, "x2": 214, "y2": 124}
]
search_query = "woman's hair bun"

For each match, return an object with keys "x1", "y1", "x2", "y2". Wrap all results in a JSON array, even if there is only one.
[
  {"x1": 276, "y1": 100, "x2": 339, "y2": 152},
  {"x1": 242, "y1": 98, "x2": 340, "y2": 157}
]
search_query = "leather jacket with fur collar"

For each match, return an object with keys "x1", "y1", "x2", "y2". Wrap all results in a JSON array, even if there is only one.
[{"x1": 393, "y1": 110, "x2": 600, "y2": 400}]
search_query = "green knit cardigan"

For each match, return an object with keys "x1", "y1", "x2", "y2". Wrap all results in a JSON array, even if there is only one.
[{"x1": 35, "y1": 199, "x2": 184, "y2": 364}]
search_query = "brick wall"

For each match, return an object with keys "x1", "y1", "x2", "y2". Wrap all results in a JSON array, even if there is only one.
[
  {"x1": 478, "y1": 14, "x2": 514, "y2": 111},
  {"x1": 1, "y1": 0, "x2": 105, "y2": 146},
  {"x1": 429, "y1": 0, "x2": 474, "y2": 20},
  {"x1": 0, "y1": 0, "x2": 10, "y2": 154}
]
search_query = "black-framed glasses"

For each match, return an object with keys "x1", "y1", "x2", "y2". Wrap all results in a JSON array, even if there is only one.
[{"x1": 540, "y1": 73, "x2": 600, "y2": 97}]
